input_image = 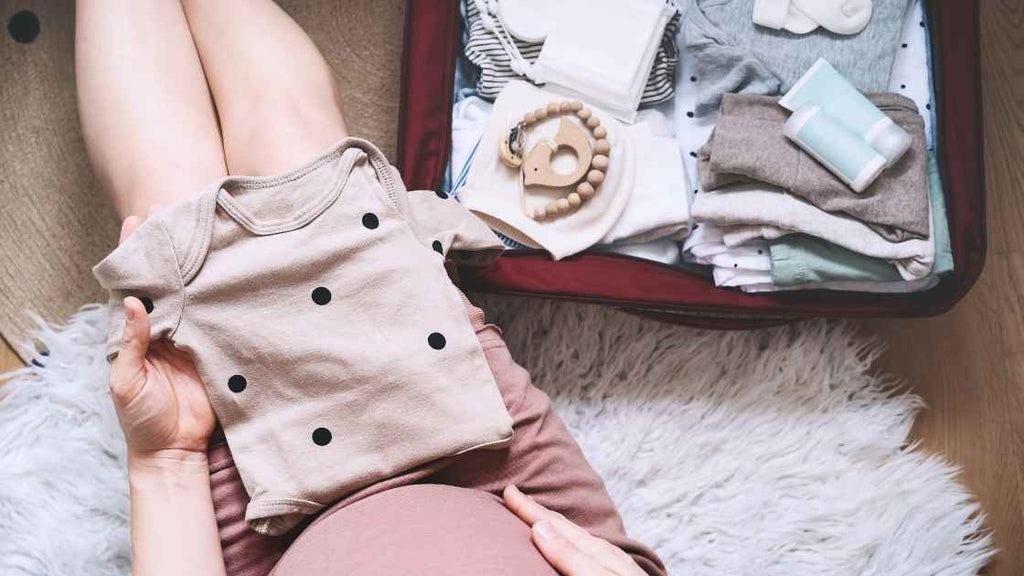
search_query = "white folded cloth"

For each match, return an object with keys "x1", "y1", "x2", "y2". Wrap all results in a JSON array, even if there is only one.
[
  {"x1": 691, "y1": 184, "x2": 935, "y2": 280},
  {"x1": 531, "y1": 0, "x2": 674, "y2": 122}
]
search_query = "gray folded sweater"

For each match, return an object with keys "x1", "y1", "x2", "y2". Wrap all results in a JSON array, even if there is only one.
[
  {"x1": 697, "y1": 92, "x2": 929, "y2": 241},
  {"x1": 684, "y1": 0, "x2": 910, "y2": 115}
]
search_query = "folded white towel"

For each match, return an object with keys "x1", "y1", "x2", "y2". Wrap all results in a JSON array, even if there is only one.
[{"x1": 531, "y1": 0, "x2": 674, "y2": 121}]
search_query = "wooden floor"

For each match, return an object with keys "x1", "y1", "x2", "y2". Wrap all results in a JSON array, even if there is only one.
[
  {"x1": 862, "y1": 2, "x2": 1024, "y2": 573},
  {"x1": 1, "y1": 0, "x2": 1021, "y2": 573}
]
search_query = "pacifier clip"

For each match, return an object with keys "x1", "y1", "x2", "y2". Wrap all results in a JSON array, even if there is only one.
[{"x1": 499, "y1": 100, "x2": 610, "y2": 221}]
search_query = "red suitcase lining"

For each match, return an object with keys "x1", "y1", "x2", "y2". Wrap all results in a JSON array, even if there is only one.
[{"x1": 397, "y1": 0, "x2": 985, "y2": 322}]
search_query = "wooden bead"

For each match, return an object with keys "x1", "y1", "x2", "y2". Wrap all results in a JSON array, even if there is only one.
[
  {"x1": 532, "y1": 207, "x2": 547, "y2": 220},
  {"x1": 557, "y1": 198, "x2": 570, "y2": 212},
  {"x1": 546, "y1": 201, "x2": 560, "y2": 216},
  {"x1": 576, "y1": 182, "x2": 595, "y2": 198},
  {"x1": 586, "y1": 116, "x2": 601, "y2": 129},
  {"x1": 592, "y1": 125, "x2": 607, "y2": 139},
  {"x1": 524, "y1": 112, "x2": 537, "y2": 125},
  {"x1": 559, "y1": 101, "x2": 574, "y2": 113},
  {"x1": 535, "y1": 107, "x2": 549, "y2": 120},
  {"x1": 592, "y1": 155, "x2": 609, "y2": 170},
  {"x1": 594, "y1": 139, "x2": 610, "y2": 155},
  {"x1": 570, "y1": 101, "x2": 584, "y2": 111},
  {"x1": 567, "y1": 192, "x2": 582, "y2": 207},
  {"x1": 576, "y1": 107, "x2": 592, "y2": 120},
  {"x1": 587, "y1": 170, "x2": 605, "y2": 186},
  {"x1": 547, "y1": 102, "x2": 560, "y2": 115}
]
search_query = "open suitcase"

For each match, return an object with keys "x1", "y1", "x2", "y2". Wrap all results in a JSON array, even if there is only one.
[{"x1": 395, "y1": 0, "x2": 985, "y2": 328}]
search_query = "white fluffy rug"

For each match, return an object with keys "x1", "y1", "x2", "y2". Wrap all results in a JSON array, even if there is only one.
[{"x1": 0, "y1": 297, "x2": 992, "y2": 575}]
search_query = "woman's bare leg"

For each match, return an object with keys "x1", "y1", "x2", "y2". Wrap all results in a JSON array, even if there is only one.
[
  {"x1": 179, "y1": 0, "x2": 349, "y2": 176},
  {"x1": 75, "y1": 0, "x2": 228, "y2": 219}
]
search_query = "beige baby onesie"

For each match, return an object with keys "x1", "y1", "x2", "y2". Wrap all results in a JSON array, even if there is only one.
[{"x1": 93, "y1": 138, "x2": 513, "y2": 535}]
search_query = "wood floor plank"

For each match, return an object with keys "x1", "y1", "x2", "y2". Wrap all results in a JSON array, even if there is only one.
[
  {"x1": 0, "y1": 339, "x2": 25, "y2": 375},
  {"x1": 864, "y1": 1, "x2": 1024, "y2": 573},
  {"x1": 865, "y1": 256, "x2": 1024, "y2": 576},
  {"x1": 978, "y1": 0, "x2": 1024, "y2": 256}
]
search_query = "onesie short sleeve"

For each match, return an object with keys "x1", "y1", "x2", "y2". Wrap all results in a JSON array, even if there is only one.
[
  {"x1": 92, "y1": 215, "x2": 186, "y2": 360},
  {"x1": 404, "y1": 188, "x2": 505, "y2": 266}
]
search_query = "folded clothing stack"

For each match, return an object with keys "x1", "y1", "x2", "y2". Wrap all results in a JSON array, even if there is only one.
[
  {"x1": 463, "y1": 0, "x2": 681, "y2": 117},
  {"x1": 686, "y1": 91, "x2": 947, "y2": 290},
  {"x1": 680, "y1": 0, "x2": 951, "y2": 294},
  {"x1": 686, "y1": 152, "x2": 951, "y2": 293}
]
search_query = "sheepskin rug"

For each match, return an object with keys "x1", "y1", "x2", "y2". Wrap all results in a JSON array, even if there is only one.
[{"x1": 0, "y1": 297, "x2": 992, "y2": 575}]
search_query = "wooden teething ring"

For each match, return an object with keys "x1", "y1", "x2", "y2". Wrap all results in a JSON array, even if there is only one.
[{"x1": 499, "y1": 100, "x2": 610, "y2": 221}]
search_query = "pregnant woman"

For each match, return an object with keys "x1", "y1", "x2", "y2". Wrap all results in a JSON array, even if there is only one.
[{"x1": 74, "y1": 1, "x2": 664, "y2": 575}]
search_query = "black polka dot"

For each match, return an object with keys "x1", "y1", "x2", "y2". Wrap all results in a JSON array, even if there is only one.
[
  {"x1": 428, "y1": 332, "x2": 447, "y2": 350},
  {"x1": 311, "y1": 287, "x2": 332, "y2": 305},
  {"x1": 926, "y1": 103, "x2": 931, "y2": 110},
  {"x1": 919, "y1": 21, "x2": 925, "y2": 27},
  {"x1": 435, "y1": 190, "x2": 449, "y2": 200},
  {"x1": 733, "y1": 263, "x2": 738, "y2": 268},
  {"x1": 228, "y1": 375, "x2": 247, "y2": 393},
  {"x1": 686, "y1": 111, "x2": 695, "y2": 118},
  {"x1": 902, "y1": 43, "x2": 909, "y2": 48},
  {"x1": 757, "y1": 250, "x2": 763, "y2": 255},
  {"x1": 689, "y1": 151, "x2": 697, "y2": 158},
  {"x1": 901, "y1": 84, "x2": 907, "y2": 89},
  {"x1": 432, "y1": 240, "x2": 444, "y2": 254},
  {"x1": 690, "y1": 75, "x2": 697, "y2": 82},
  {"x1": 312, "y1": 427, "x2": 332, "y2": 446},
  {"x1": 8, "y1": 11, "x2": 40, "y2": 43},
  {"x1": 140, "y1": 297, "x2": 155, "y2": 314},
  {"x1": 362, "y1": 213, "x2": 379, "y2": 229}
]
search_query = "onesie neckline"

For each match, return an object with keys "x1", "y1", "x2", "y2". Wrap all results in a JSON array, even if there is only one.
[{"x1": 215, "y1": 143, "x2": 365, "y2": 236}]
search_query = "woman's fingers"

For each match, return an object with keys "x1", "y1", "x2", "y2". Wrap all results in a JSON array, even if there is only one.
[
  {"x1": 545, "y1": 521, "x2": 647, "y2": 576},
  {"x1": 504, "y1": 486, "x2": 603, "y2": 551},
  {"x1": 532, "y1": 521, "x2": 609, "y2": 576},
  {"x1": 503, "y1": 484, "x2": 563, "y2": 525},
  {"x1": 110, "y1": 296, "x2": 152, "y2": 398},
  {"x1": 504, "y1": 485, "x2": 646, "y2": 576},
  {"x1": 118, "y1": 215, "x2": 143, "y2": 244}
]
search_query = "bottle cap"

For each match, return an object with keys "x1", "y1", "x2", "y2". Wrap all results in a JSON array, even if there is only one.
[{"x1": 865, "y1": 117, "x2": 912, "y2": 168}]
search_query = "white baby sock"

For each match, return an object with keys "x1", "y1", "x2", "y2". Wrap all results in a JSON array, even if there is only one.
[
  {"x1": 791, "y1": 0, "x2": 873, "y2": 35},
  {"x1": 752, "y1": 0, "x2": 818, "y2": 34}
]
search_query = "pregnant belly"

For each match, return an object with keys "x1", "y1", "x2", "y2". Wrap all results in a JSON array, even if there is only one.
[{"x1": 271, "y1": 484, "x2": 558, "y2": 576}]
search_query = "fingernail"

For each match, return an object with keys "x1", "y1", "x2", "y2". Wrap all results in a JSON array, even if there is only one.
[
  {"x1": 534, "y1": 522, "x2": 556, "y2": 542},
  {"x1": 508, "y1": 484, "x2": 521, "y2": 495},
  {"x1": 124, "y1": 299, "x2": 136, "y2": 322}
]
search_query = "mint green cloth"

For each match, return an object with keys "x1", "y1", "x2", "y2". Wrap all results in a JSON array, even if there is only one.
[
  {"x1": 928, "y1": 153, "x2": 954, "y2": 275},
  {"x1": 770, "y1": 152, "x2": 953, "y2": 286}
]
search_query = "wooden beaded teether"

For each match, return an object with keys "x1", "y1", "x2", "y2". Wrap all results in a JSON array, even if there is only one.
[{"x1": 499, "y1": 100, "x2": 610, "y2": 221}]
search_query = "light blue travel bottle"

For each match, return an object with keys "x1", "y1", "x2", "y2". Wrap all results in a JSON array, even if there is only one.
[
  {"x1": 780, "y1": 59, "x2": 912, "y2": 167},
  {"x1": 783, "y1": 104, "x2": 887, "y2": 193}
]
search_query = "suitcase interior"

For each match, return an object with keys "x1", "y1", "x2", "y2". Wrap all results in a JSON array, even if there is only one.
[{"x1": 396, "y1": 0, "x2": 985, "y2": 324}]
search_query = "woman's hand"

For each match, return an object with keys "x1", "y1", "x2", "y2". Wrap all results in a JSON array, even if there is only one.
[
  {"x1": 109, "y1": 216, "x2": 216, "y2": 464},
  {"x1": 503, "y1": 485, "x2": 647, "y2": 576}
]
